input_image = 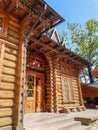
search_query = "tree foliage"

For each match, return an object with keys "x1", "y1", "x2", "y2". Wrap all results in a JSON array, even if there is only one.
[
  {"x1": 60, "y1": 19, "x2": 98, "y2": 83},
  {"x1": 67, "y1": 19, "x2": 98, "y2": 64}
]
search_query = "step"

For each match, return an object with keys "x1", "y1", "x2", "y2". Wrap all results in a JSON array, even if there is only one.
[
  {"x1": 25, "y1": 116, "x2": 74, "y2": 129},
  {"x1": 75, "y1": 115, "x2": 98, "y2": 125},
  {"x1": 26, "y1": 121, "x2": 80, "y2": 130},
  {"x1": 25, "y1": 113, "x2": 72, "y2": 124},
  {"x1": 70, "y1": 125, "x2": 90, "y2": 130},
  {"x1": 36, "y1": 116, "x2": 73, "y2": 125},
  {"x1": 34, "y1": 114, "x2": 69, "y2": 123},
  {"x1": 53, "y1": 121, "x2": 80, "y2": 130}
]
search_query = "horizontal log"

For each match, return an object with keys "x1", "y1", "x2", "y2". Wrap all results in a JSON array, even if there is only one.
[
  {"x1": 72, "y1": 82, "x2": 78, "y2": 85},
  {"x1": 0, "y1": 108, "x2": 13, "y2": 117},
  {"x1": 74, "y1": 98, "x2": 79, "y2": 101},
  {"x1": 3, "y1": 60, "x2": 17, "y2": 68},
  {"x1": 0, "y1": 83, "x2": 15, "y2": 90},
  {"x1": 0, "y1": 117, "x2": 12, "y2": 127},
  {"x1": 8, "y1": 29, "x2": 19, "y2": 39},
  {"x1": 73, "y1": 91, "x2": 79, "y2": 94},
  {"x1": 8, "y1": 35, "x2": 19, "y2": 45},
  {"x1": 57, "y1": 101, "x2": 62, "y2": 104},
  {"x1": 0, "y1": 91, "x2": 14, "y2": 99},
  {"x1": 9, "y1": 15, "x2": 19, "y2": 23},
  {"x1": 8, "y1": 25, "x2": 19, "y2": 34},
  {"x1": 0, "y1": 99, "x2": 14, "y2": 108},
  {"x1": 0, "y1": 39, "x2": 18, "y2": 50},
  {"x1": 5, "y1": 47, "x2": 18, "y2": 56},
  {"x1": 46, "y1": 104, "x2": 54, "y2": 108},
  {"x1": 2, "y1": 75, "x2": 16, "y2": 83},
  {"x1": 73, "y1": 87, "x2": 78, "y2": 90},
  {"x1": 9, "y1": 20, "x2": 20, "y2": 28},
  {"x1": 2, "y1": 67, "x2": 16, "y2": 76},
  {"x1": 46, "y1": 87, "x2": 51, "y2": 90},
  {"x1": 72, "y1": 80, "x2": 78, "y2": 85},
  {"x1": 4, "y1": 53, "x2": 17, "y2": 62}
]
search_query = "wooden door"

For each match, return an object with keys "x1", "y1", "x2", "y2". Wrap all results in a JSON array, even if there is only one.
[
  {"x1": 25, "y1": 73, "x2": 36, "y2": 113},
  {"x1": 24, "y1": 72, "x2": 45, "y2": 113},
  {"x1": 36, "y1": 74, "x2": 45, "y2": 112}
]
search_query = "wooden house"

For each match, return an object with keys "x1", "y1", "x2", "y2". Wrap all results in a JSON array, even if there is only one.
[
  {"x1": 81, "y1": 64, "x2": 98, "y2": 109},
  {"x1": 0, "y1": 0, "x2": 90, "y2": 130}
]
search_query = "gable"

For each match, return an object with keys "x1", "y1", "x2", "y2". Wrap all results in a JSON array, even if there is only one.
[{"x1": 49, "y1": 29, "x2": 60, "y2": 43}]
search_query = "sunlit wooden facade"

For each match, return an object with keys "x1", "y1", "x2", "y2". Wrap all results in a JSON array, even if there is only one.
[{"x1": 0, "y1": 0, "x2": 90, "y2": 130}]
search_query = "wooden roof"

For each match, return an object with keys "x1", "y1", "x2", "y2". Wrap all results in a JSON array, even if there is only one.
[
  {"x1": 1, "y1": 0, "x2": 64, "y2": 38},
  {"x1": 27, "y1": 35, "x2": 91, "y2": 68},
  {"x1": 92, "y1": 63, "x2": 98, "y2": 78},
  {"x1": 81, "y1": 84, "x2": 98, "y2": 98}
]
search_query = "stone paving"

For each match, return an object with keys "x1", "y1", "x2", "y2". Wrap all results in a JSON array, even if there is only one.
[{"x1": 24, "y1": 109, "x2": 98, "y2": 130}]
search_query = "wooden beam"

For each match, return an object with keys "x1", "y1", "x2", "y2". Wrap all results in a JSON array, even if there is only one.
[
  {"x1": 20, "y1": 14, "x2": 30, "y2": 40},
  {"x1": 5, "y1": 0, "x2": 17, "y2": 13}
]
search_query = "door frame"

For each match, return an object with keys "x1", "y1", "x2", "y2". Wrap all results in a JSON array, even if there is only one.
[{"x1": 25, "y1": 70, "x2": 45, "y2": 113}]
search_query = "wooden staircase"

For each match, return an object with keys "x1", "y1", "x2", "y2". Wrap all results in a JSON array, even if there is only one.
[{"x1": 24, "y1": 113, "x2": 90, "y2": 130}]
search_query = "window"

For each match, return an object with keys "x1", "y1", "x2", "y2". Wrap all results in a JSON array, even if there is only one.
[
  {"x1": 62, "y1": 77, "x2": 69, "y2": 101},
  {"x1": 0, "y1": 12, "x2": 8, "y2": 37},
  {"x1": 0, "y1": 17, "x2": 3, "y2": 31},
  {"x1": 62, "y1": 76, "x2": 74, "y2": 102},
  {"x1": 27, "y1": 75, "x2": 34, "y2": 97}
]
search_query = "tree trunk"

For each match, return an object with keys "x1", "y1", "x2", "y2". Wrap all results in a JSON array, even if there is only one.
[{"x1": 87, "y1": 66, "x2": 94, "y2": 83}]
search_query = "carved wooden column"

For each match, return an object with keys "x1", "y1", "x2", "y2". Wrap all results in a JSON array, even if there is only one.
[
  {"x1": 53, "y1": 56, "x2": 61, "y2": 113},
  {"x1": 13, "y1": 39, "x2": 25, "y2": 130},
  {"x1": 45, "y1": 55, "x2": 54, "y2": 112}
]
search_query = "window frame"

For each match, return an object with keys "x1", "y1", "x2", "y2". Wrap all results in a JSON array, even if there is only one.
[
  {"x1": 61, "y1": 75, "x2": 74, "y2": 103},
  {"x1": 0, "y1": 11, "x2": 8, "y2": 37}
]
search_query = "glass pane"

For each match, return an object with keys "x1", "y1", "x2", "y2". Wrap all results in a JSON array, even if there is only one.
[
  {"x1": 27, "y1": 75, "x2": 34, "y2": 97},
  {"x1": 0, "y1": 17, "x2": 3, "y2": 31},
  {"x1": 68, "y1": 79, "x2": 73, "y2": 101},
  {"x1": 28, "y1": 75, "x2": 34, "y2": 82},
  {"x1": 62, "y1": 77, "x2": 68, "y2": 101},
  {"x1": 28, "y1": 82, "x2": 34, "y2": 89},
  {"x1": 27, "y1": 90, "x2": 34, "y2": 97}
]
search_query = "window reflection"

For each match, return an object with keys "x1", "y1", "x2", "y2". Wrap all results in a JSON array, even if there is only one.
[{"x1": 0, "y1": 17, "x2": 3, "y2": 31}]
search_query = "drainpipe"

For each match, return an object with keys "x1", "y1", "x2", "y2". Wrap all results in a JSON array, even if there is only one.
[
  {"x1": 26, "y1": 4, "x2": 47, "y2": 38},
  {"x1": 21, "y1": 3, "x2": 47, "y2": 127}
]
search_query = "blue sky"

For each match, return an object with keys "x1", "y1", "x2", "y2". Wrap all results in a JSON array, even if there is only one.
[{"x1": 45, "y1": 0, "x2": 98, "y2": 32}]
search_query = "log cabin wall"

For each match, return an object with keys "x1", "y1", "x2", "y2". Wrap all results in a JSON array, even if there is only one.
[
  {"x1": 55, "y1": 60, "x2": 83, "y2": 112},
  {"x1": 44, "y1": 56, "x2": 83, "y2": 113},
  {"x1": 0, "y1": 12, "x2": 23, "y2": 129}
]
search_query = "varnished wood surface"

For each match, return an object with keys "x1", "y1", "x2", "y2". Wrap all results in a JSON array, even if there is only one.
[
  {"x1": 0, "y1": 0, "x2": 86, "y2": 128},
  {"x1": 81, "y1": 84, "x2": 98, "y2": 97},
  {"x1": 25, "y1": 71, "x2": 45, "y2": 113}
]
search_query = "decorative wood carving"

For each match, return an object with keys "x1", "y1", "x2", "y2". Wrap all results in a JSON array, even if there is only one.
[{"x1": 26, "y1": 53, "x2": 45, "y2": 71}]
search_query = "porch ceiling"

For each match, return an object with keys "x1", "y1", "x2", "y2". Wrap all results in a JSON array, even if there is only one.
[
  {"x1": 1, "y1": 0, "x2": 64, "y2": 38},
  {"x1": 27, "y1": 35, "x2": 91, "y2": 68}
]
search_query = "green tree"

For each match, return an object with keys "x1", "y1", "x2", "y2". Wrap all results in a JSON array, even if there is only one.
[{"x1": 61, "y1": 19, "x2": 98, "y2": 83}]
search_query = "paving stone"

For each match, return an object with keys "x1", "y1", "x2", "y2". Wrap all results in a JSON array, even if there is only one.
[{"x1": 24, "y1": 109, "x2": 98, "y2": 130}]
